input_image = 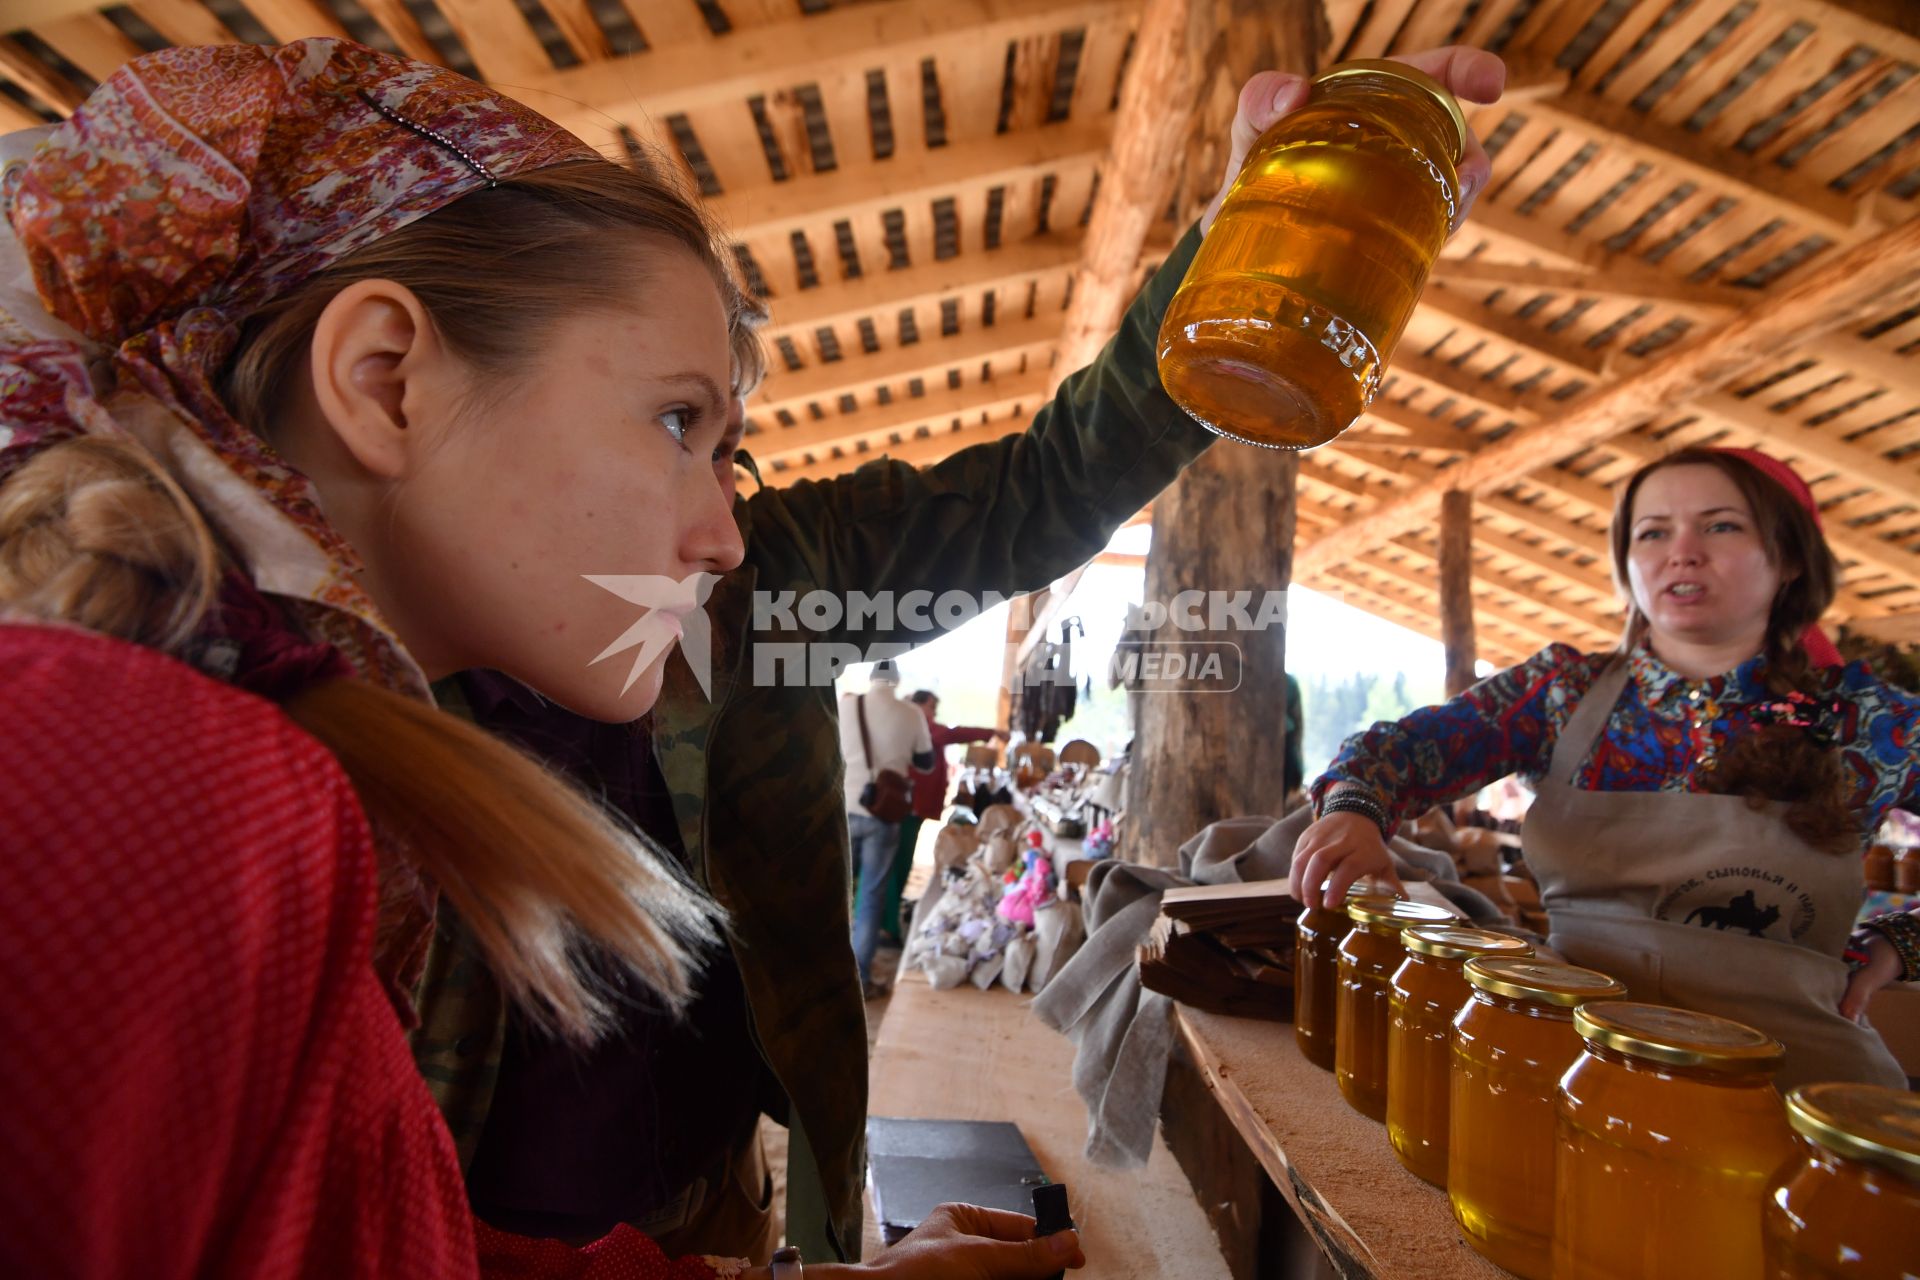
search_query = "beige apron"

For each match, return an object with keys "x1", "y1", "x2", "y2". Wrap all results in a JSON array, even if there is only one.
[{"x1": 1521, "y1": 658, "x2": 1904, "y2": 1089}]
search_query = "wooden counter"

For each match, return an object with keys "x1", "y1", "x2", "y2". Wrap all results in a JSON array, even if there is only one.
[
  {"x1": 1172, "y1": 1006, "x2": 1508, "y2": 1280},
  {"x1": 864, "y1": 969, "x2": 1232, "y2": 1279}
]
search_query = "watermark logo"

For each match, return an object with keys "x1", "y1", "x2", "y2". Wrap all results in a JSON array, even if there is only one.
[
  {"x1": 1109, "y1": 639, "x2": 1244, "y2": 693},
  {"x1": 583, "y1": 571, "x2": 721, "y2": 697},
  {"x1": 582, "y1": 581, "x2": 1283, "y2": 698}
]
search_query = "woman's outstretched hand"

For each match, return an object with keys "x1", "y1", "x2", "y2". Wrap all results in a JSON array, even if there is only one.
[
  {"x1": 820, "y1": 1203, "x2": 1084, "y2": 1280},
  {"x1": 1840, "y1": 932, "x2": 1903, "y2": 1022},
  {"x1": 1293, "y1": 811, "x2": 1404, "y2": 909},
  {"x1": 1202, "y1": 47, "x2": 1508, "y2": 236}
]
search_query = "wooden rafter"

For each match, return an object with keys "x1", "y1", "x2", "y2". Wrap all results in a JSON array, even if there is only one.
[
  {"x1": 1296, "y1": 216, "x2": 1920, "y2": 580},
  {"x1": 505, "y1": 0, "x2": 1139, "y2": 149},
  {"x1": 754, "y1": 368, "x2": 1050, "y2": 465}
]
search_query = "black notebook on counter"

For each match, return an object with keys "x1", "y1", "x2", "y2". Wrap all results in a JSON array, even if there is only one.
[{"x1": 866, "y1": 1118, "x2": 1051, "y2": 1245}]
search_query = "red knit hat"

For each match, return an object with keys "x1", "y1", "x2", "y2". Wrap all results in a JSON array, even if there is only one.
[{"x1": 1712, "y1": 448, "x2": 1843, "y2": 668}]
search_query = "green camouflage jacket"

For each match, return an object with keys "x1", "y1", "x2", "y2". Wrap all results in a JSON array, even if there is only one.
[{"x1": 411, "y1": 224, "x2": 1210, "y2": 1262}]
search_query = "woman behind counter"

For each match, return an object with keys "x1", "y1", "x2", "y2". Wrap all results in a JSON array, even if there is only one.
[{"x1": 1293, "y1": 446, "x2": 1917, "y2": 1088}]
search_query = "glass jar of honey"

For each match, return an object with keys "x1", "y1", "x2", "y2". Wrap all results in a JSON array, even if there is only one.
[
  {"x1": 1449, "y1": 957, "x2": 1626, "y2": 1280},
  {"x1": 1764, "y1": 1083, "x2": 1920, "y2": 1278},
  {"x1": 1293, "y1": 905, "x2": 1347, "y2": 1071},
  {"x1": 1386, "y1": 925, "x2": 1532, "y2": 1188},
  {"x1": 1156, "y1": 60, "x2": 1467, "y2": 450},
  {"x1": 1334, "y1": 895, "x2": 1453, "y2": 1121},
  {"x1": 1553, "y1": 1002, "x2": 1793, "y2": 1280}
]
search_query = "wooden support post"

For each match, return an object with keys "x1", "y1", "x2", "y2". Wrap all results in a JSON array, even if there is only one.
[
  {"x1": 1127, "y1": 1, "x2": 1322, "y2": 867},
  {"x1": 1439, "y1": 489, "x2": 1477, "y2": 698}
]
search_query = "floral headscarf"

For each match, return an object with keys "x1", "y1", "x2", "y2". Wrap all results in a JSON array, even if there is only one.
[{"x1": 0, "y1": 39, "x2": 597, "y2": 1003}]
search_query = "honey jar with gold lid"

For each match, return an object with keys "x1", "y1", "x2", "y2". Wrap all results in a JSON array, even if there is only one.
[
  {"x1": 1764, "y1": 1083, "x2": 1920, "y2": 1278},
  {"x1": 1332, "y1": 895, "x2": 1453, "y2": 1121},
  {"x1": 1449, "y1": 957, "x2": 1626, "y2": 1280},
  {"x1": 1157, "y1": 60, "x2": 1467, "y2": 449},
  {"x1": 1553, "y1": 1002, "x2": 1794, "y2": 1280},
  {"x1": 1385, "y1": 925, "x2": 1531, "y2": 1187},
  {"x1": 1293, "y1": 905, "x2": 1347, "y2": 1071}
]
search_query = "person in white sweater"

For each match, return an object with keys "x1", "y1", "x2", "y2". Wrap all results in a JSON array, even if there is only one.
[{"x1": 839, "y1": 661, "x2": 933, "y2": 996}]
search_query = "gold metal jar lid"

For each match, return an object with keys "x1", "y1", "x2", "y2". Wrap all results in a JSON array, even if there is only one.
[
  {"x1": 1346, "y1": 895, "x2": 1454, "y2": 931},
  {"x1": 1312, "y1": 59, "x2": 1468, "y2": 162},
  {"x1": 1464, "y1": 957, "x2": 1627, "y2": 1007},
  {"x1": 1573, "y1": 1001, "x2": 1784, "y2": 1073},
  {"x1": 1786, "y1": 1083, "x2": 1920, "y2": 1182},
  {"x1": 1404, "y1": 924, "x2": 1533, "y2": 962}
]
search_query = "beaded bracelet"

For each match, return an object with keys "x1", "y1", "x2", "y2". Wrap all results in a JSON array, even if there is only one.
[
  {"x1": 1862, "y1": 909, "x2": 1920, "y2": 984},
  {"x1": 1321, "y1": 788, "x2": 1391, "y2": 840}
]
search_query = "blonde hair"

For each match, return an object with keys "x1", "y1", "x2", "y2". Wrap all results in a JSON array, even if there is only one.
[{"x1": 0, "y1": 154, "x2": 750, "y2": 1041}]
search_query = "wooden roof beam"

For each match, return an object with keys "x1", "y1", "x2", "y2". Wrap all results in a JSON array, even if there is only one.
[
  {"x1": 753, "y1": 314, "x2": 1060, "y2": 419},
  {"x1": 713, "y1": 126, "x2": 1107, "y2": 244},
  {"x1": 1418, "y1": 285, "x2": 1614, "y2": 378},
  {"x1": 504, "y1": 0, "x2": 1140, "y2": 149},
  {"x1": 759, "y1": 232, "x2": 1085, "y2": 344},
  {"x1": 1050, "y1": 0, "x2": 1208, "y2": 388},
  {"x1": 123, "y1": 0, "x2": 235, "y2": 47},
  {"x1": 1507, "y1": 72, "x2": 1872, "y2": 241},
  {"x1": 1382, "y1": 535, "x2": 1624, "y2": 638},
  {"x1": 768, "y1": 407, "x2": 1035, "y2": 484},
  {"x1": 1428, "y1": 257, "x2": 1751, "y2": 314},
  {"x1": 1328, "y1": 558, "x2": 1604, "y2": 652},
  {"x1": 751, "y1": 367, "x2": 1052, "y2": 463},
  {"x1": 30, "y1": 14, "x2": 145, "y2": 83},
  {"x1": 239, "y1": 0, "x2": 351, "y2": 43},
  {"x1": 1295, "y1": 216, "x2": 1920, "y2": 579},
  {"x1": 1791, "y1": 0, "x2": 1920, "y2": 69},
  {"x1": 0, "y1": 34, "x2": 83, "y2": 114},
  {"x1": 1687, "y1": 392, "x2": 1920, "y2": 503}
]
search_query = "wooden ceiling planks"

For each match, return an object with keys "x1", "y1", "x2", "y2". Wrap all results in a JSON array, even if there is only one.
[{"x1": 1, "y1": 0, "x2": 1917, "y2": 650}]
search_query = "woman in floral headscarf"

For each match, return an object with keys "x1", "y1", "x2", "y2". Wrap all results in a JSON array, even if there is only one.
[{"x1": 0, "y1": 40, "x2": 1084, "y2": 1280}]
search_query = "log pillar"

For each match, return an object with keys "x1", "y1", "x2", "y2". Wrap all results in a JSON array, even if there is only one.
[{"x1": 1440, "y1": 489, "x2": 1478, "y2": 698}]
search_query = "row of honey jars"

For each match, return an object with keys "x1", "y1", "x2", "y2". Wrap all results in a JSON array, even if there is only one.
[
  {"x1": 1554, "y1": 1002, "x2": 1795, "y2": 1280},
  {"x1": 1292, "y1": 901, "x2": 1347, "y2": 1070},
  {"x1": 1291, "y1": 879, "x2": 1418, "y2": 1071},
  {"x1": 1333, "y1": 896, "x2": 1454, "y2": 1119},
  {"x1": 1765, "y1": 1083, "x2": 1920, "y2": 1278},
  {"x1": 1449, "y1": 957, "x2": 1626, "y2": 1280},
  {"x1": 1384, "y1": 925, "x2": 1532, "y2": 1186}
]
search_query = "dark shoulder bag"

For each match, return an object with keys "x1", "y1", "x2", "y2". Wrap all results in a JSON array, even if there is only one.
[{"x1": 856, "y1": 694, "x2": 913, "y2": 824}]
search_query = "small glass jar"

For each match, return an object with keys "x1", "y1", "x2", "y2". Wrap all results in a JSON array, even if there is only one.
[
  {"x1": 1553, "y1": 1002, "x2": 1794, "y2": 1280},
  {"x1": 1157, "y1": 60, "x2": 1466, "y2": 449},
  {"x1": 1764, "y1": 1083, "x2": 1920, "y2": 1278},
  {"x1": 1333, "y1": 895, "x2": 1453, "y2": 1120},
  {"x1": 1449, "y1": 957, "x2": 1626, "y2": 1280},
  {"x1": 1385, "y1": 925, "x2": 1532, "y2": 1188},
  {"x1": 1293, "y1": 905, "x2": 1348, "y2": 1071}
]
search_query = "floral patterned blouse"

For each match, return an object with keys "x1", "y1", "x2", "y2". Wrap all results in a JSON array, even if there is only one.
[{"x1": 1315, "y1": 644, "x2": 1920, "y2": 846}]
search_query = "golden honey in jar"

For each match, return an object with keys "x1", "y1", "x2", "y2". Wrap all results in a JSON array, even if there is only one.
[
  {"x1": 1385, "y1": 925, "x2": 1531, "y2": 1188},
  {"x1": 1554, "y1": 1002, "x2": 1794, "y2": 1280},
  {"x1": 1157, "y1": 60, "x2": 1466, "y2": 450},
  {"x1": 1448, "y1": 957, "x2": 1626, "y2": 1280},
  {"x1": 1293, "y1": 905, "x2": 1348, "y2": 1071},
  {"x1": 1333, "y1": 895, "x2": 1453, "y2": 1121},
  {"x1": 1764, "y1": 1083, "x2": 1920, "y2": 1279}
]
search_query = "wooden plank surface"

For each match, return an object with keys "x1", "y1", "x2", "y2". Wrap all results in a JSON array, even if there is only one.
[
  {"x1": 863, "y1": 971, "x2": 1233, "y2": 1278},
  {"x1": 1174, "y1": 1006, "x2": 1509, "y2": 1280}
]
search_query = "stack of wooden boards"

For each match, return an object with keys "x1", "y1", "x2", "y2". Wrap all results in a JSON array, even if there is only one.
[{"x1": 1138, "y1": 882, "x2": 1302, "y2": 1021}]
